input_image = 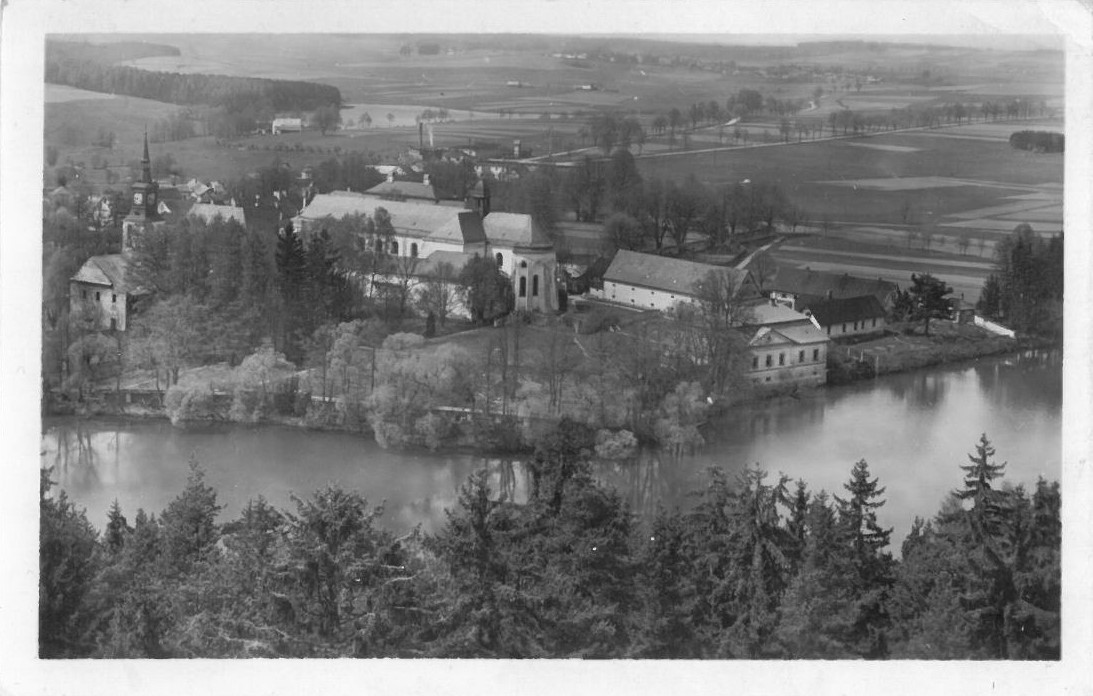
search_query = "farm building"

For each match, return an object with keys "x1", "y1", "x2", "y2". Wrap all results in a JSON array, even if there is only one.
[
  {"x1": 763, "y1": 266, "x2": 900, "y2": 312},
  {"x1": 592, "y1": 250, "x2": 761, "y2": 310},
  {"x1": 799, "y1": 295, "x2": 888, "y2": 338},
  {"x1": 188, "y1": 202, "x2": 246, "y2": 226},
  {"x1": 272, "y1": 118, "x2": 303, "y2": 134},
  {"x1": 69, "y1": 254, "x2": 148, "y2": 332},
  {"x1": 365, "y1": 174, "x2": 438, "y2": 202},
  {"x1": 293, "y1": 180, "x2": 559, "y2": 314}
]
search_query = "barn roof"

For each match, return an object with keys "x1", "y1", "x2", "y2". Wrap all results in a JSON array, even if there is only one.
[
  {"x1": 365, "y1": 179, "x2": 437, "y2": 201},
  {"x1": 604, "y1": 250, "x2": 752, "y2": 297},
  {"x1": 768, "y1": 266, "x2": 898, "y2": 304},
  {"x1": 800, "y1": 295, "x2": 887, "y2": 326}
]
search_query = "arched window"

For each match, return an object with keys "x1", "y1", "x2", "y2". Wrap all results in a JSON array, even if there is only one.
[
  {"x1": 411, "y1": 243, "x2": 418, "y2": 258},
  {"x1": 519, "y1": 276, "x2": 527, "y2": 297},
  {"x1": 391, "y1": 240, "x2": 399, "y2": 255},
  {"x1": 495, "y1": 252, "x2": 504, "y2": 267},
  {"x1": 532, "y1": 274, "x2": 539, "y2": 297}
]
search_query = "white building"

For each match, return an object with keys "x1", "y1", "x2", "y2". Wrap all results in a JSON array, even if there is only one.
[
  {"x1": 292, "y1": 181, "x2": 558, "y2": 313},
  {"x1": 272, "y1": 118, "x2": 303, "y2": 134},
  {"x1": 593, "y1": 250, "x2": 761, "y2": 310},
  {"x1": 69, "y1": 255, "x2": 147, "y2": 331}
]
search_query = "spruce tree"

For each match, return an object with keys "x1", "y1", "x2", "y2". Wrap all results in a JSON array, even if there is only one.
[
  {"x1": 955, "y1": 433, "x2": 1009, "y2": 536},
  {"x1": 104, "y1": 499, "x2": 131, "y2": 554}
]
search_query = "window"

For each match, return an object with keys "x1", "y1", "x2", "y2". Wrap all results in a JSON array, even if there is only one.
[
  {"x1": 798, "y1": 350, "x2": 805, "y2": 363},
  {"x1": 765, "y1": 355, "x2": 772, "y2": 367},
  {"x1": 842, "y1": 323, "x2": 847, "y2": 333},
  {"x1": 95, "y1": 292, "x2": 101, "y2": 301},
  {"x1": 779, "y1": 353, "x2": 785, "y2": 366},
  {"x1": 81, "y1": 290, "x2": 87, "y2": 299},
  {"x1": 110, "y1": 318, "x2": 117, "y2": 330},
  {"x1": 872, "y1": 318, "x2": 877, "y2": 328},
  {"x1": 410, "y1": 243, "x2": 418, "y2": 258},
  {"x1": 532, "y1": 275, "x2": 539, "y2": 297},
  {"x1": 853, "y1": 321, "x2": 858, "y2": 330},
  {"x1": 752, "y1": 356, "x2": 758, "y2": 369},
  {"x1": 519, "y1": 277, "x2": 527, "y2": 297},
  {"x1": 390, "y1": 241, "x2": 398, "y2": 255},
  {"x1": 813, "y1": 348, "x2": 820, "y2": 361},
  {"x1": 520, "y1": 260, "x2": 527, "y2": 268},
  {"x1": 112, "y1": 294, "x2": 117, "y2": 304},
  {"x1": 496, "y1": 252, "x2": 503, "y2": 267},
  {"x1": 826, "y1": 325, "x2": 831, "y2": 335}
]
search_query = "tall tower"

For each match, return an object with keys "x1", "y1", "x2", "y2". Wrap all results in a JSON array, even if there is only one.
[{"x1": 121, "y1": 132, "x2": 164, "y2": 250}]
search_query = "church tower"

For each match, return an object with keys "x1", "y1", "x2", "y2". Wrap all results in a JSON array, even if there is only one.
[
  {"x1": 121, "y1": 132, "x2": 164, "y2": 250},
  {"x1": 468, "y1": 179, "x2": 490, "y2": 218}
]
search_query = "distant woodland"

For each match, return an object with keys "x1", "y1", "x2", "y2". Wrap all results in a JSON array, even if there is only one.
[{"x1": 46, "y1": 40, "x2": 342, "y2": 114}]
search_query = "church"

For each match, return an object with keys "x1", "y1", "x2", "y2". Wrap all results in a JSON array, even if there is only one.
[
  {"x1": 70, "y1": 134, "x2": 162, "y2": 331},
  {"x1": 292, "y1": 180, "x2": 559, "y2": 314}
]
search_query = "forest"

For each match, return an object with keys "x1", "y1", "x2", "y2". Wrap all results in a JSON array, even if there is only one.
[
  {"x1": 977, "y1": 225, "x2": 1064, "y2": 339},
  {"x1": 40, "y1": 426, "x2": 1060, "y2": 659},
  {"x1": 45, "y1": 40, "x2": 342, "y2": 113}
]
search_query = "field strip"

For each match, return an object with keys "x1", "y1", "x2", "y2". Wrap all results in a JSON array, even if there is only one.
[
  {"x1": 941, "y1": 218, "x2": 1063, "y2": 232},
  {"x1": 778, "y1": 259, "x2": 987, "y2": 289},
  {"x1": 777, "y1": 246, "x2": 997, "y2": 271},
  {"x1": 998, "y1": 209, "x2": 1064, "y2": 223},
  {"x1": 947, "y1": 202, "x2": 1060, "y2": 220},
  {"x1": 841, "y1": 142, "x2": 922, "y2": 153}
]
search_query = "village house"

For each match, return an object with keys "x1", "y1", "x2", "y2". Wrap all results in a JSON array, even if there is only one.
[
  {"x1": 188, "y1": 202, "x2": 247, "y2": 226},
  {"x1": 593, "y1": 251, "x2": 830, "y2": 387},
  {"x1": 69, "y1": 254, "x2": 147, "y2": 331},
  {"x1": 271, "y1": 117, "x2": 303, "y2": 135},
  {"x1": 762, "y1": 265, "x2": 900, "y2": 312},
  {"x1": 292, "y1": 180, "x2": 559, "y2": 314},
  {"x1": 799, "y1": 295, "x2": 888, "y2": 338},
  {"x1": 364, "y1": 173, "x2": 439, "y2": 202}
]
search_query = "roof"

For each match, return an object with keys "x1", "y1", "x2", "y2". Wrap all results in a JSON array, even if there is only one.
[
  {"x1": 272, "y1": 117, "x2": 302, "y2": 127},
  {"x1": 769, "y1": 266, "x2": 898, "y2": 303},
  {"x1": 747, "y1": 302, "x2": 814, "y2": 326},
  {"x1": 365, "y1": 180, "x2": 437, "y2": 201},
  {"x1": 296, "y1": 192, "x2": 538, "y2": 247},
  {"x1": 604, "y1": 250, "x2": 751, "y2": 297},
  {"x1": 483, "y1": 211, "x2": 551, "y2": 249},
  {"x1": 748, "y1": 323, "x2": 829, "y2": 347},
  {"x1": 189, "y1": 203, "x2": 246, "y2": 226},
  {"x1": 71, "y1": 254, "x2": 146, "y2": 294},
  {"x1": 414, "y1": 250, "x2": 478, "y2": 278},
  {"x1": 800, "y1": 295, "x2": 887, "y2": 326}
]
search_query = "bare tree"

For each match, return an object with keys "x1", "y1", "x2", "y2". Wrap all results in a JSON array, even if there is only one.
[{"x1": 416, "y1": 261, "x2": 461, "y2": 326}]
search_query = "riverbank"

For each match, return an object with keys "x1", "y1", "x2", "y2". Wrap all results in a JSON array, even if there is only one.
[{"x1": 824, "y1": 321, "x2": 1051, "y2": 386}]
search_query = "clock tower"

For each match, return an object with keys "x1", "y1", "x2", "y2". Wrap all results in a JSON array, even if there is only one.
[{"x1": 122, "y1": 132, "x2": 164, "y2": 250}]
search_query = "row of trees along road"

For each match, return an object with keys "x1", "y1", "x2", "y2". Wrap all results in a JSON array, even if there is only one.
[
  {"x1": 490, "y1": 147, "x2": 804, "y2": 255},
  {"x1": 40, "y1": 429, "x2": 1059, "y2": 659}
]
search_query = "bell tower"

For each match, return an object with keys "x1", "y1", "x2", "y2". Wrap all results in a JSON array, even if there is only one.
[{"x1": 122, "y1": 131, "x2": 164, "y2": 250}]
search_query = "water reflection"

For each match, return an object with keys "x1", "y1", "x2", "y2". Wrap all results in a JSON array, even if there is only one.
[{"x1": 41, "y1": 352, "x2": 1061, "y2": 551}]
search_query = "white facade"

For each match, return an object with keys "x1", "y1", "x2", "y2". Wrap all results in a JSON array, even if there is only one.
[{"x1": 595, "y1": 279, "x2": 694, "y2": 312}]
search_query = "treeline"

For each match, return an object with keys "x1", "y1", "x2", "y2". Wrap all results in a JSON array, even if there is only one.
[
  {"x1": 46, "y1": 40, "x2": 341, "y2": 114},
  {"x1": 978, "y1": 224, "x2": 1063, "y2": 338},
  {"x1": 40, "y1": 429, "x2": 1060, "y2": 659},
  {"x1": 490, "y1": 149, "x2": 803, "y2": 253},
  {"x1": 1009, "y1": 130, "x2": 1064, "y2": 153}
]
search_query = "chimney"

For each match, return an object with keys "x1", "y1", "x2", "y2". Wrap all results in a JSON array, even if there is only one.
[
  {"x1": 387, "y1": 171, "x2": 395, "y2": 183},
  {"x1": 423, "y1": 174, "x2": 430, "y2": 187}
]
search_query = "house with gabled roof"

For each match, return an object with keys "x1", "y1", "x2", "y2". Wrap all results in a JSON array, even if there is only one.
[
  {"x1": 594, "y1": 250, "x2": 762, "y2": 310},
  {"x1": 765, "y1": 266, "x2": 899, "y2": 312},
  {"x1": 189, "y1": 202, "x2": 246, "y2": 227},
  {"x1": 69, "y1": 254, "x2": 148, "y2": 331},
  {"x1": 799, "y1": 295, "x2": 888, "y2": 338}
]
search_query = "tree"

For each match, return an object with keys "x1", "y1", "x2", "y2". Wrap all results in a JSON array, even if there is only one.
[
  {"x1": 128, "y1": 295, "x2": 205, "y2": 386},
  {"x1": 906, "y1": 272, "x2": 952, "y2": 336},
  {"x1": 459, "y1": 255, "x2": 514, "y2": 325},
  {"x1": 159, "y1": 457, "x2": 222, "y2": 575},
  {"x1": 40, "y1": 468, "x2": 100, "y2": 657},
  {"x1": 416, "y1": 261, "x2": 461, "y2": 327},
  {"x1": 603, "y1": 212, "x2": 643, "y2": 252},
  {"x1": 671, "y1": 268, "x2": 756, "y2": 396}
]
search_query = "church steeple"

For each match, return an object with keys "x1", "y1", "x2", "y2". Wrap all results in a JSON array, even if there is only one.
[
  {"x1": 122, "y1": 133, "x2": 163, "y2": 251},
  {"x1": 141, "y1": 129, "x2": 153, "y2": 184}
]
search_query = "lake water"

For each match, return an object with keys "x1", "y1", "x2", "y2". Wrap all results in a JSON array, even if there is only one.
[{"x1": 41, "y1": 351, "x2": 1061, "y2": 548}]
